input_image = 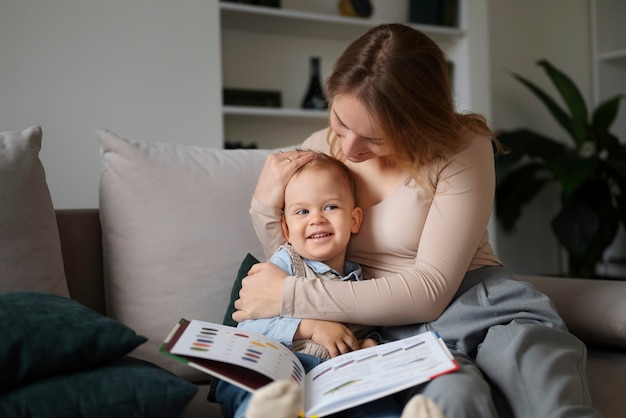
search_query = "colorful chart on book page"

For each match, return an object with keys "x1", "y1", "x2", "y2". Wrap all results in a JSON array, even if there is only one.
[{"x1": 170, "y1": 320, "x2": 304, "y2": 384}]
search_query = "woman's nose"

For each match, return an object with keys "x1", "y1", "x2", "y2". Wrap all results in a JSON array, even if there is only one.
[{"x1": 341, "y1": 131, "x2": 361, "y2": 155}]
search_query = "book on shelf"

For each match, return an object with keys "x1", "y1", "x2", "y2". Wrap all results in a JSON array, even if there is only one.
[
  {"x1": 160, "y1": 319, "x2": 459, "y2": 418},
  {"x1": 408, "y1": 0, "x2": 459, "y2": 27}
]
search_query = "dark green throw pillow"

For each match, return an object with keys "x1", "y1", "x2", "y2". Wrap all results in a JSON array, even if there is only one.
[
  {"x1": 0, "y1": 292, "x2": 147, "y2": 393},
  {"x1": 209, "y1": 253, "x2": 260, "y2": 403},
  {"x1": 0, "y1": 357, "x2": 198, "y2": 418},
  {"x1": 222, "y1": 253, "x2": 260, "y2": 327}
]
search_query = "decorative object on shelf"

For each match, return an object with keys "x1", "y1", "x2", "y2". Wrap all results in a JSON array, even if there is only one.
[
  {"x1": 338, "y1": 0, "x2": 373, "y2": 18},
  {"x1": 223, "y1": 88, "x2": 281, "y2": 108},
  {"x1": 220, "y1": 0, "x2": 280, "y2": 8},
  {"x1": 408, "y1": 0, "x2": 459, "y2": 27},
  {"x1": 224, "y1": 141, "x2": 258, "y2": 149},
  {"x1": 495, "y1": 59, "x2": 626, "y2": 279},
  {"x1": 301, "y1": 57, "x2": 328, "y2": 110}
]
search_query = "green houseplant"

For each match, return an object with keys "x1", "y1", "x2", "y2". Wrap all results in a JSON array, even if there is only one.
[{"x1": 495, "y1": 59, "x2": 626, "y2": 278}]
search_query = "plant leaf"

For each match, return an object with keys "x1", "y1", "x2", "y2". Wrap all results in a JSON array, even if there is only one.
[
  {"x1": 497, "y1": 129, "x2": 568, "y2": 158},
  {"x1": 617, "y1": 190, "x2": 626, "y2": 230},
  {"x1": 496, "y1": 163, "x2": 552, "y2": 232},
  {"x1": 548, "y1": 154, "x2": 598, "y2": 196},
  {"x1": 509, "y1": 70, "x2": 581, "y2": 146},
  {"x1": 592, "y1": 93, "x2": 623, "y2": 131},
  {"x1": 537, "y1": 59, "x2": 589, "y2": 128},
  {"x1": 552, "y1": 198, "x2": 598, "y2": 257},
  {"x1": 591, "y1": 129, "x2": 621, "y2": 153},
  {"x1": 605, "y1": 156, "x2": 626, "y2": 187},
  {"x1": 581, "y1": 180, "x2": 619, "y2": 262},
  {"x1": 604, "y1": 156, "x2": 626, "y2": 226},
  {"x1": 495, "y1": 129, "x2": 568, "y2": 183},
  {"x1": 551, "y1": 180, "x2": 618, "y2": 268}
]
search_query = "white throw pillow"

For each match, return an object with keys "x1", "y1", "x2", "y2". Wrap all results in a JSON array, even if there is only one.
[
  {"x1": 98, "y1": 128, "x2": 270, "y2": 380},
  {"x1": 0, "y1": 126, "x2": 69, "y2": 298}
]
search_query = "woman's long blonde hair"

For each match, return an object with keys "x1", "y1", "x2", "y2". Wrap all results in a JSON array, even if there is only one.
[{"x1": 325, "y1": 24, "x2": 502, "y2": 194}]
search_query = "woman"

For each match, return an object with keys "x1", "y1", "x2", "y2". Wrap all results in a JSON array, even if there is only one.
[{"x1": 234, "y1": 24, "x2": 600, "y2": 417}]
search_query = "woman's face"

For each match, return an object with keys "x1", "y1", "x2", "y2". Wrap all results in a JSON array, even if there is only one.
[{"x1": 330, "y1": 94, "x2": 392, "y2": 163}]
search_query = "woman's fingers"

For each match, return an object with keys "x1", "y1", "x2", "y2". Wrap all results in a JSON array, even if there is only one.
[
  {"x1": 232, "y1": 262, "x2": 287, "y2": 322},
  {"x1": 253, "y1": 150, "x2": 314, "y2": 208},
  {"x1": 277, "y1": 149, "x2": 315, "y2": 167},
  {"x1": 278, "y1": 150, "x2": 290, "y2": 163}
]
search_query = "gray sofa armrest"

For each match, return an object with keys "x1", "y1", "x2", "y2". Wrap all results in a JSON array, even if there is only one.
[{"x1": 517, "y1": 275, "x2": 626, "y2": 349}]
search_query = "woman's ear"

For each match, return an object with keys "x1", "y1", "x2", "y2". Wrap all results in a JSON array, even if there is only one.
[{"x1": 351, "y1": 206, "x2": 363, "y2": 233}]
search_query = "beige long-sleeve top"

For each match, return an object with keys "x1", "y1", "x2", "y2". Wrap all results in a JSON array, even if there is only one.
[{"x1": 250, "y1": 128, "x2": 503, "y2": 326}]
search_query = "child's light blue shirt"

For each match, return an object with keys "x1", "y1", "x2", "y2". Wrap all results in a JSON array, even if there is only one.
[{"x1": 237, "y1": 246, "x2": 362, "y2": 346}]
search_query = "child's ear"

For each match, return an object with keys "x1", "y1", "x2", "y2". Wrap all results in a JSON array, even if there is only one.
[
  {"x1": 351, "y1": 207, "x2": 363, "y2": 233},
  {"x1": 281, "y1": 216, "x2": 290, "y2": 242}
]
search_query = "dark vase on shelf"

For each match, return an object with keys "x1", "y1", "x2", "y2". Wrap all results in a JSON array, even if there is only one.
[{"x1": 301, "y1": 57, "x2": 328, "y2": 110}]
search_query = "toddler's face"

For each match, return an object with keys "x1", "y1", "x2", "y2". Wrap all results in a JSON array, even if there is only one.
[{"x1": 281, "y1": 166, "x2": 361, "y2": 273}]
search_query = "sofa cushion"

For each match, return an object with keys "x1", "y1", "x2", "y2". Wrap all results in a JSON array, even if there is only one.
[
  {"x1": 0, "y1": 126, "x2": 69, "y2": 297},
  {"x1": 98, "y1": 128, "x2": 270, "y2": 381},
  {"x1": 0, "y1": 291, "x2": 146, "y2": 393},
  {"x1": 0, "y1": 357, "x2": 197, "y2": 418}
]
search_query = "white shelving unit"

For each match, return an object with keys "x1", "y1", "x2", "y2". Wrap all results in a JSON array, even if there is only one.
[
  {"x1": 590, "y1": 0, "x2": 626, "y2": 277},
  {"x1": 220, "y1": 2, "x2": 464, "y2": 45},
  {"x1": 590, "y1": 0, "x2": 626, "y2": 139},
  {"x1": 219, "y1": 0, "x2": 487, "y2": 149},
  {"x1": 223, "y1": 105, "x2": 328, "y2": 119}
]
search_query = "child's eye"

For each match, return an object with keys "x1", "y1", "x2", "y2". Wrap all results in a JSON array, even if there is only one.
[
  {"x1": 295, "y1": 209, "x2": 309, "y2": 216},
  {"x1": 324, "y1": 204, "x2": 338, "y2": 211}
]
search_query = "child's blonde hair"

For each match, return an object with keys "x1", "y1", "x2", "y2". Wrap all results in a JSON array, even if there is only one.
[{"x1": 292, "y1": 151, "x2": 359, "y2": 207}]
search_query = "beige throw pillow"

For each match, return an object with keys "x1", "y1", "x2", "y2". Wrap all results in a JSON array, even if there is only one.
[
  {"x1": 98, "y1": 128, "x2": 269, "y2": 380},
  {"x1": 0, "y1": 126, "x2": 69, "y2": 297}
]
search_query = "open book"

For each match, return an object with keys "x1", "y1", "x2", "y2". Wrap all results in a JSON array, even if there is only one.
[{"x1": 160, "y1": 319, "x2": 459, "y2": 418}]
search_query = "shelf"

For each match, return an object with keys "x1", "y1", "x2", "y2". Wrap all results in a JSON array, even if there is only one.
[
  {"x1": 597, "y1": 48, "x2": 626, "y2": 65},
  {"x1": 218, "y1": 0, "x2": 482, "y2": 150},
  {"x1": 220, "y1": 2, "x2": 464, "y2": 43},
  {"x1": 223, "y1": 105, "x2": 328, "y2": 119}
]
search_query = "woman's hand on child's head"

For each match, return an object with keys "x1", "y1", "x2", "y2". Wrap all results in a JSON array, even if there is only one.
[
  {"x1": 232, "y1": 262, "x2": 288, "y2": 322},
  {"x1": 253, "y1": 150, "x2": 315, "y2": 209}
]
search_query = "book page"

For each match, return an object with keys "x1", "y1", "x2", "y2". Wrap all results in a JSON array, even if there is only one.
[
  {"x1": 303, "y1": 331, "x2": 458, "y2": 417},
  {"x1": 169, "y1": 320, "x2": 305, "y2": 389}
]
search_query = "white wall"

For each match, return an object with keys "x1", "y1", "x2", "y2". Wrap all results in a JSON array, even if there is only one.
[
  {"x1": 0, "y1": 0, "x2": 222, "y2": 209},
  {"x1": 2, "y1": 0, "x2": 600, "y2": 276},
  {"x1": 488, "y1": 0, "x2": 593, "y2": 275}
]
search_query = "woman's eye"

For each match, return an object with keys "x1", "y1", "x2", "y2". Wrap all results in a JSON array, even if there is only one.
[
  {"x1": 333, "y1": 113, "x2": 347, "y2": 128},
  {"x1": 295, "y1": 209, "x2": 309, "y2": 216}
]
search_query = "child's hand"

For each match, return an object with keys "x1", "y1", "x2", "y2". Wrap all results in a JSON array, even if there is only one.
[
  {"x1": 296, "y1": 319, "x2": 359, "y2": 357},
  {"x1": 358, "y1": 337, "x2": 379, "y2": 349}
]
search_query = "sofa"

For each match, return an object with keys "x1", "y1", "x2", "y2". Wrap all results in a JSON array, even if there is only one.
[{"x1": 2, "y1": 126, "x2": 625, "y2": 417}]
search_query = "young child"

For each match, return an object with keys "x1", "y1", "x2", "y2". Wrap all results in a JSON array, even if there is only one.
[
  {"x1": 240, "y1": 151, "x2": 378, "y2": 359},
  {"x1": 215, "y1": 152, "x2": 403, "y2": 418}
]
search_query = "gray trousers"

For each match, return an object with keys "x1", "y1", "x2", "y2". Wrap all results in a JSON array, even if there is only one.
[{"x1": 382, "y1": 266, "x2": 602, "y2": 418}]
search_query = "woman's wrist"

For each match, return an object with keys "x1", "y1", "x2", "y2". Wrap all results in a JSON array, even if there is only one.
[{"x1": 279, "y1": 274, "x2": 295, "y2": 318}]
